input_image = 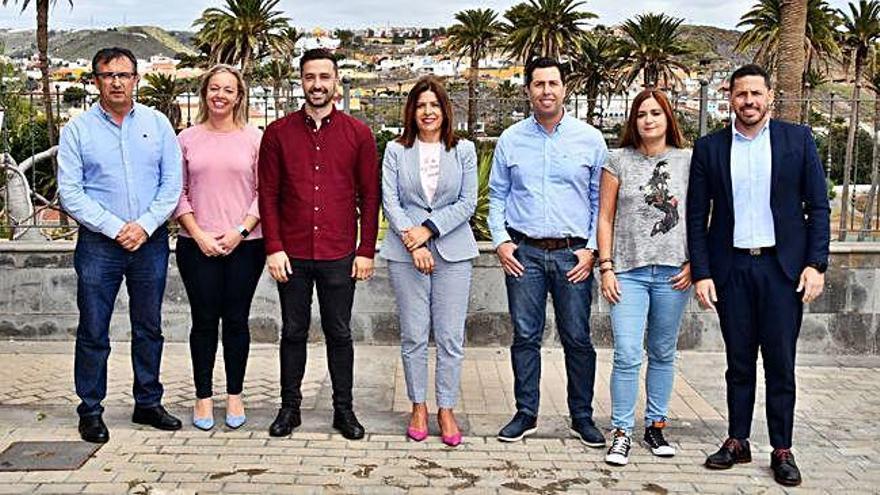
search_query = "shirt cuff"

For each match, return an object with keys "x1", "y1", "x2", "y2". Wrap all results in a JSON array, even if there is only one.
[
  {"x1": 135, "y1": 214, "x2": 161, "y2": 237},
  {"x1": 264, "y1": 240, "x2": 285, "y2": 256},
  {"x1": 491, "y1": 231, "x2": 512, "y2": 249},
  {"x1": 587, "y1": 236, "x2": 597, "y2": 250},
  {"x1": 355, "y1": 244, "x2": 376, "y2": 259},
  {"x1": 99, "y1": 216, "x2": 126, "y2": 239},
  {"x1": 422, "y1": 220, "x2": 440, "y2": 237}
]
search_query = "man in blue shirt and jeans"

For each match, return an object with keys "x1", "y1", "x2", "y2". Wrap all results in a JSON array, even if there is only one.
[
  {"x1": 58, "y1": 47, "x2": 183, "y2": 443},
  {"x1": 489, "y1": 57, "x2": 607, "y2": 447}
]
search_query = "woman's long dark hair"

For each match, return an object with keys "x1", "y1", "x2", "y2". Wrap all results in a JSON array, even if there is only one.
[{"x1": 397, "y1": 75, "x2": 458, "y2": 150}]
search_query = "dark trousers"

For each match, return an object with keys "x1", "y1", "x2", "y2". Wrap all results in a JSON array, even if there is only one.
[
  {"x1": 278, "y1": 253, "x2": 356, "y2": 411},
  {"x1": 716, "y1": 251, "x2": 802, "y2": 449},
  {"x1": 176, "y1": 237, "x2": 266, "y2": 399},
  {"x1": 74, "y1": 226, "x2": 169, "y2": 417},
  {"x1": 505, "y1": 242, "x2": 597, "y2": 420}
]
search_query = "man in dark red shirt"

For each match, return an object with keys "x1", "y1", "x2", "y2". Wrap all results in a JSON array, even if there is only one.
[{"x1": 258, "y1": 48, "x2": 380, "y2": 440}]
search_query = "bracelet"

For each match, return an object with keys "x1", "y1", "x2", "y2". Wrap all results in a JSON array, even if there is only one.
[
  {"x1": 599, "y1": 267, "x2": 615, "y2": 274},
  {"x1": 597, "y1": 257, "x2": 613, "y2": 265}
]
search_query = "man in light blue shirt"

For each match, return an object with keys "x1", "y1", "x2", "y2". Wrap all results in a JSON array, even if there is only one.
[
  {"x1": 490, "y1": 57, "x2": 607, "y2": 447},
  {"x1": 57, "y1": 47, "x2": 183, "y2": 443}
]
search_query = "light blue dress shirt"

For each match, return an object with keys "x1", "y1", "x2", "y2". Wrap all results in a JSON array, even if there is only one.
[
  {"x1": 488, "y1": 113, "x2": 606, "y2": 249},
  {"x1": 730, "y1": 119, "x2": 776, "y2": 248},
  {"x1": 58, "y1": 102, "x2": 182, "y2": 239}
]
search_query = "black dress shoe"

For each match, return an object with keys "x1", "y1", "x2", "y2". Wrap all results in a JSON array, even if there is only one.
[
  {"x1": 705, "y1": 438, "x2": 752, "y2": 469},
  {"x1": 497, "y1": 412, "x2": 537, "y2": 442},
  {"x1": 332, "y1": 409, "x2": 365, "y2": 440},
  {"x1": 78, "y1": 415, "x2": 109, "y2": 444},
  {"x1": 269, "y1": 408, "x2": 301, "y2": 437},
  {"x1": 771, "y1": 449, "x2": 802, "y2": 486},
  {"x1": 132, "y1": 405, "x2": 182, "y2": 431},
  {"x1": 570, "y1": 417, "x2": 606, "y2": 448}
]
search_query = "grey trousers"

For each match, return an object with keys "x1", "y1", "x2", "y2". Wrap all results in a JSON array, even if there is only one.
[{"x1": 387, "y1": 244, "x2": 473, "y2": 408}]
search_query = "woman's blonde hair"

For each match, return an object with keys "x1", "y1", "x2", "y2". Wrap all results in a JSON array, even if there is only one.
[{"x1": 196, "y1": 64, "x2": 249, "y2": 126}]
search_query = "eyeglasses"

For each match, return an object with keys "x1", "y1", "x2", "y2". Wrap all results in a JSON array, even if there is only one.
[{"x1": 95, "y1": 71, "x2": 136, "y2": 82}]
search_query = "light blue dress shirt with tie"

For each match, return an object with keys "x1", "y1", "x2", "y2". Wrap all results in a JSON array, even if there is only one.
[
  {"x1": 58, "y1": 102, "x2": 183, "y2": 239},
  {"x1": 488, "y1": 113, "x2": 607, "y2": 249},
  {"x1": 730, "y1": 118, "x2": 776, "y2": 249}
]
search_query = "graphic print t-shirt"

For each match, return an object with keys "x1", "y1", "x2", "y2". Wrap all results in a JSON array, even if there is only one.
[{"x1": 602, "y1": 146, "x2": 691, "y2": 273}]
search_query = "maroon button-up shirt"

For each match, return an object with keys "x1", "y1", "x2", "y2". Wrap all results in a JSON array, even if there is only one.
[{"x1": 258, "y1": 107, "x2": 380, "y2": 260}]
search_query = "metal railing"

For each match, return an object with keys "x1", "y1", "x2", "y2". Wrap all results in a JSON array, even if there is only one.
[{"x1": 2, "y1": 83, "x2": 880, "y2": 241}]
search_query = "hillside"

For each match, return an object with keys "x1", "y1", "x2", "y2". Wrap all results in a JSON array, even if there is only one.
[
  {"x1": 0, "y1": 26, "x2": 197, "y2": 60},
  {"x1": 678, "y1": 25, "x2": 752, "y2": 69}
]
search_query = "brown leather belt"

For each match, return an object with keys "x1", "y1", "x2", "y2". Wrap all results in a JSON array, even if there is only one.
[{"x1": 508, "y1": 228, "x2": 587, "y2": 251}]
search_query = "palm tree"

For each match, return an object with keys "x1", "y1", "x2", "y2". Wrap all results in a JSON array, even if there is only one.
[
  {"x1": 258, "y1": 59, "x2": 294, "y2": 118},
  {"x1": 138, "y1": 73, "x2": 185, "y2": 130},
  {"x1": 192, "y1": 0, "x2": 291, "y2": 79},
  {"x1": 736, "y1": 0, "x2": 840, "y2": 71},
  {"x1": 566, "y1": 30, "x2": 624, "y2": 124},
  {"x1": 837, "y1": 0, "x2": 880, "y2": 239},
  {"x1": 802, "y1": 67, "x2": 828, "y2": 123},
  {"x1": 2, "y1": 0, "x2": 73, "y2": 147},
  {"x1": 618, "y1": 13, "x2": 691, "y2": 89},
  {"x1": 446, "y1": 8, "x2": 504, "y2": 135},
  {"x1": 502, "y1": 0, "x2": 596, "y2": 62},
  {"x1": 859, "y1": 58, "x2": 880, "y2": 239},
  {"x1": 735, "y1": 0, "x2": 840, "y2": 122}
]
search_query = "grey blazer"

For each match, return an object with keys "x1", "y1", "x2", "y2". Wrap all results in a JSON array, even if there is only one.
[{"x1": 379, "y1": 138, "x2": 479, "y2": 263}]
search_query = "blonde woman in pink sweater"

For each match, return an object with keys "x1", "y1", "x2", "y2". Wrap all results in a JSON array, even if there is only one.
[{"x1": 174, "y1": 65, "x2": 264, "y2": 431}]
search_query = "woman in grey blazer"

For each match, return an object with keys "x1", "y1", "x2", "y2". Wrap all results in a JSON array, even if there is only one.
[{"x1": 380, "y1": 76, "x2": 479, "y2": 447}]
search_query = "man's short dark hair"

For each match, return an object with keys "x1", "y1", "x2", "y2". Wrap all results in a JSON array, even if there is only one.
[
  {"x1": 525, "y1": 57, "x2": 566, "y2": 87},
  {"x1": 92, "y1": 47, "x2": 138, "y2": 75},
  {"x1": 729, "y1": 64, "x2": 771, "y2": 91},
  {"x1": 299, "y1": 48, "x2": 337, "y2": 73}
]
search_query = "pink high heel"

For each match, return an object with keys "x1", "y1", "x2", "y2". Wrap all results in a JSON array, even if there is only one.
[
  {"x1": 407, "y1": 426, "x2": 428, "y2": 441},
  {"x1": 441, "y1": 431, "x2": 462, "y2": 447}
]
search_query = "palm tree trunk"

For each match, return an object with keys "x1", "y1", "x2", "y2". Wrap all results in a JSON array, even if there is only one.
[
  {"x1": 859, "y1": 94, "x2": 880, "y2": 240},
  {"x1": 840, "y1": 56, "x2": 865, "y2": 240},
  {"x1": 36, "y1": 0, "x2": 56, "y2": 147},
  {"x1": 776, "y1": 0, "x2": 807, "y2": 123},
  {"x1": 468, "y1": 55, "x2": 478, "y2": 136}
]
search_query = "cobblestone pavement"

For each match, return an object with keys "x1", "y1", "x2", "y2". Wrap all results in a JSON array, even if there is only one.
[{"x1": 0, "y1": 342, "x2": 877, "y2": 494}]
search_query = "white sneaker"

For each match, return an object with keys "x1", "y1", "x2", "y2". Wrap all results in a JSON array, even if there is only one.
[
  {"x1": 644, "y1": 422, "x2": 676, "y2": 457},
  {"x1": 605, "y1": 429, "x2": 632, "y2": 466}
]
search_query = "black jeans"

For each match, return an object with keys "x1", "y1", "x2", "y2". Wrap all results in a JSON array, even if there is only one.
[
  {"x1": 176, "y1": 236, "x2": 266, "y2": 399},
  {"x1": 278, "y1": 253, "x2": 356, "y2": 411}
]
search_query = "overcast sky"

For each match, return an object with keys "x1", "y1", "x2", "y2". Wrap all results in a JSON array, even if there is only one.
[{"x1": 0, "y1": 0, "x2": 858, "y2": 32}]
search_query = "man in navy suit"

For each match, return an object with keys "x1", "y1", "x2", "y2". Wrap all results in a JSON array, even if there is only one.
[{"x1": 686, "y1": 64, "x2": 830, "y2": 487}]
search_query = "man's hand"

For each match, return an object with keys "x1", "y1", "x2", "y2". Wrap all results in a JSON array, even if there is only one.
[
  {"x1": 411, "y1": 247, "x2": 435, "y2": 274},
  {"x1": 267, "y1": 251, "x2": 292, "y2": 282},
  {"x1": 566, "y1": 248, "x2": 595, "y2": 284},
  {"x1": 351, "y1": 256, "x2": 374, "y2": 281},
  {"x1": 401, "y1": 226, "x2": 433, "y2": 251},
  {"x1": 216, "y1": 228, "x2": 243, "y2": 255},
  {"x1": 695, "y1": 278, "x2": 718, "y2": 312},
  {"x1": 116, "y1": 222, "x2": 148, "y2": 251},
  {"x1": 496, "y1": 242, "x2": 524, "y2": 277},
  {"x1": 797, "y1": 266, "x2": 825, "y2": 303}
]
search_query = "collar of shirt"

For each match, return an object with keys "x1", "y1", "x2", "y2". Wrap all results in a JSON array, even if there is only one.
[
  {"x1": 529, "y1": 110, "x2": 567, "y2": 136},
  {"x1": 732, "y1": 117, "x2": 771, "y2": 142},
  {"x1": 302, "y1": 105, "x2": 336, "y2": 130},
  {"x1": 95, "y1": 100, "x2": 136, "y2": 125}
]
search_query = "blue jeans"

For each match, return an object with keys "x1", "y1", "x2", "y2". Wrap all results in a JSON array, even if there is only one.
[
  {"x1": 506, "y1": 242, "x2": 596, "y2": 420},
  {"x1": 609, "y1": 265, "x2": 690, "y2": 433},
  {"x1": 74, "y1": 226, "x2": 170, "y2": 417}
]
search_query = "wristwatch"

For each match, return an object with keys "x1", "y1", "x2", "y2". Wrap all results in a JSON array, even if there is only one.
[
  {"x1": 806, "y1": 261, "x2": 827, "y2": 273},
  {"x1": 237, "y1": 225, "x2": 250, "y2": 239}
]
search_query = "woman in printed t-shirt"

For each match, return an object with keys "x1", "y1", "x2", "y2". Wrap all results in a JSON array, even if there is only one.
[
  {"x1": 596, "y1": 89, "x2": 693, "y2": 466},
  {"x1": 174, "y1": 64, "x2": 265, "y2": 431}
]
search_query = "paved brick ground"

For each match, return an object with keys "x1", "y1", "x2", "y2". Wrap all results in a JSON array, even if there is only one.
[{"x1": 0, "y1": 342, "x2": 877, "y2": 494}]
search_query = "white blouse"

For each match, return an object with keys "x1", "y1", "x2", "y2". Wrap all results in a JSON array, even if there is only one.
[{"x1": 417, "y1": 139, "x2": 442, "y2": 204}]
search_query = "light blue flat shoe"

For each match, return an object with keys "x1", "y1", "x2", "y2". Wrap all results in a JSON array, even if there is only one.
[
  {"x1": 226, "y1": 414, "x2": 247, "y2": 429},
  {"x1": 193, "y1": 415, "x2": 215, "y2": 431}
]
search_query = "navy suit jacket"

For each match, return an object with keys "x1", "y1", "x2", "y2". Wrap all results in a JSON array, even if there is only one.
[{"x1": 686, "y1": 119, "x2": 830, "y2": 285}]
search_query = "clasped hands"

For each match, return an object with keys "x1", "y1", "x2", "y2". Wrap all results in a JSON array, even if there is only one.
[
  {"x1": 402, "y1": 226, "x2": 434, "y2": 274},
  {"x1": 193, "y1": 228, "x2": 244, "y2": 257},
  {"x1": 115, "y1": 222, "x2": 148, "y2": 251}
]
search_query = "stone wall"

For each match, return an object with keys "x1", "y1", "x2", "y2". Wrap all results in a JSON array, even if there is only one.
[{"x1": 1, "y1": 242, "x2": 878, "y2": 354}]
